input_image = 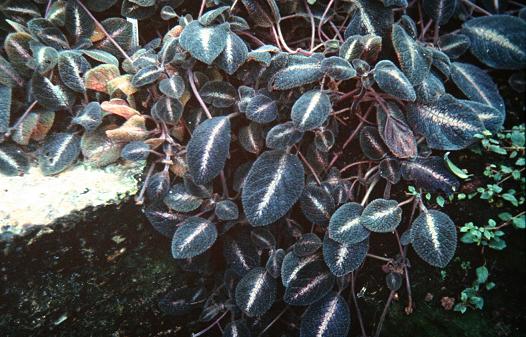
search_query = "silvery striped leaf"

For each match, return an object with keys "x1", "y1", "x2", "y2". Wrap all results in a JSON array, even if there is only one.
[
  {"x1": 284, "y1": 260, "x2": 335, "y2": 306},
  {"x1": 314, "y1": 129, "x2": 335, "y2": 153},
  {"x1": 438, "y1": 33, "x2": 470, "y2": 59},
  {"x1": 391, "y1": 23, "x2": 432, "y2": 85},
  {"x1": 151, "y1": 97, "x2": 183, "y2": 125},
  {"x1": 430, "y1": 48, "x2": 451, "y2": 78},
  {"x1": 65, "y1": 1, "x2": 95, "y2": 44},
  {"x1": 163, "y1": 183, "x2": 203, "y2": 213},
  {"x1": 281, "y1": 252, "x2": 322, "y2": 287},
  {"x1": 179, "y1": 21, "x2": 230, "y2": 65},
  {"x1": 80, "y1": 49, "x2": 119, "y2": 67},
  {"x1": 361, "y1": 199, "x2": 402, "y2": 233},
  {"x1": 359, "y1": 126, "x2": 389, "y2": 160},
  {"x1": 58, "y1": 51, "x2": 91, "y2": 93},
  {"x1": 11, "y1": 110, "x2": 54, "y2": 145},
  {"x1": 79, "y1": 124, "x2": 122, "y2": 167},
  {"x1": 386, "y1": 272, "x2": 403, "y2": 291},
  {"x1": 294, "y1": 233, "x2": 322, "y2": 257},
  {"x1": 361, "y1": 34, "x2": 383, "y2": 64},
  {"x1": 121, "y1": 141, "x2": 150, "y2": 161},
  {"x1": 379, "y1": 158, "x2": 401, "y2": 184},
  {"x1": 300, "y1": 184, "x2": 335, "y2": 226},
  {"x1": 344, "y1": 0, "x2": 393, "y2": 37},
  {"x1": 422, "y1": 0, "x2": 457, "y2": 25},
  {"x1": 146, "y1": 171, "x2": 170, "y2": 201},
  {"x1": 95, "y1": 18, "x2": 133, "y2": 58},
  {"x1": 171, "y1": 216, "x2": 217, "y2": 259},
  {"x1": 300, "y1": 292, "x2": 350, "y2": 337},
  {"x1": 224, "y1": 234, "x2": 260, "y2": 276},
  {"x1": 242, "y1": 150, "x2": 305, "y2": 226},
  {"x1": 237, "y1": 85, "x2": 255, "y2": 113},
  {"x1": 4, "y1": 32, "x2": 33, "y2": 77},
  {"x1": 405, "y1": 94, "x2": 485, "y2": 150},
  {"x1": 411, "y1": 209, "x2": 457, "y2": 268},
  {"x1": 0, "y1": 144, "x2": 29, "y2": 176},
  {"x1": 450, "y1": 62, "x2": 505, "y2": 113},
  {"x1": 28, "y1": 18, "x2": 70, "y2": 50},
  {"x1": 199, "y1": 80, "x2": 237, "y2": 108},
  {"x1": 321, "y1": 57, "x2": 356, "y2": 81},
  {"x1": 131, "y1": 65, "x2": 163, "y2": 87},
  {"x1": 0, "y1": 85, "x2": 12, "y2": 135},
  {"x1": 250, "y1": 228, "x2": 276, "y2": 250},
  {"x1": 72, "y1": 102, "x2": 102, "y2": 133},
  {"x1": 38, "y1": 132, "x2": 81, "y2": 175},
  {"x1": 398, "y1": 15, "x2": 418, "y2": 38},
  {"x1": 187, "y1": 116, "x2": 231, "y2": 184},
  {"x1": 238, "y1": 122, "x2": 265, "y2": 154},
  {"x1": 415, "y1": 72, "x2": 445, "y2": 103},
  {"x1": 215, "y1": 32, "x2": 248, "y2": 75},
  {"x1": 339, "y1": 35, "x2": 364, "y2": 61},
  {"x1": 373, "y1": 60, "x2": 416, "y2": 101},
  {"x1": 460, "y1": 100, "x2": 504, "y2": 134},
  {"x1": 31, "y1": 73, "x2": 70, "y2": 110},
  {"x1": 329, "y1": 203, "x2": 370, "y2": 245},
  {"x1": 215, "y1": 200, "x2": 239, "y2": 221},
  {"x1": 246, "y1": 94, "x2": 278, "y2": 124},
  {"x1": 0, "y1": 55, "x2": 24, "y2": 87},
  {"x1": 223, "y1": 320, "x2": 251, "y2": 337},
  {"x1": 291, "y1": 90, "x2": 331, "y2": 131},
  {"x1": 266, "y1": 122, "x2": 304, "y2": 150},
  {"x1": 199, "y1": 5, "x2": 230, "y2": 26},
  {"x1": 158, "y1": 75, "x2": 185, "y2": 99},
  {"x1": 376, "y1": 102, "x2": 417, "y2": 158},
  {"x1": 30, "y1": 42, "x2": 59, "y2": 74},
  {"x1": 462, "y1": 15, "x2": 526, "y2": 69},
  {"x1": 323, "y1": 234, "x2": 369, "y2": 276},
  {"x1": 266, "y1": 248, "x2": 285, "y2": 278},
  {"x1": 270, "y1": 56, "x2": 324, "y2": 90},
  {"x1": 235, "y1": 267, "x2": 276, "y2": 317},
  {"x1": 401, "y1": 156, "x2": 459, "y2": 194}
]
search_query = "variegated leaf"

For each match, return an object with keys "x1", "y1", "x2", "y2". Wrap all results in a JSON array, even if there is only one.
[
  {"x1": 376, "y1": 102, "x2": 418, "y2": 158},
  {"x1": 0, "y1": 144, "x2": 29, "y2": 176},
  {"x1": 300, "y1": 292, "x2": 350, "y2": 337},
  {"x1": 401, "y1": 156, "x2": 459, "y2": 194},
  {"x1": 329, "y1": 202, "x2": 370, "y2": 245},
  {"x1": 215, "y1": 32, "x2": 248, "y2": 75},
  {"x1": 373, "y1": 60, "x2": 416, "y2": 101},
  {"x1": 422, "y1": 0, "x2": 457, "y2": 25},
  {"x1": 38, "y1": 132, "x2": 81, "y2": 175},
  {"x1": 344, "y1": 0, "x2": 394, "y2": 38},
  {"x1": 164, "y1": 183, "x2": 203, "y2": 213},
  {"x1": 171, "y1": 216, "x2": 217, "y2": 259},
  {"x1": 361, "y1": 199, "x2": 402, "y2": 233},
  {"x1": 391, "y1": 23, "x2": 432, "y2": 85},
  {"x1": 246, "y1": 94, "x2": 278, "y2": 124},
  {"x1": 0, "y1": 85, "x2": 12, "y2": 135},
  {"x1": 266, "y1": 122, "x2": 304, "y2": 150},
  {"x1": 323, "y1": 234, "x2": 369, "y2": 276},
  {"x1": 300, "y1": 184, "x2": 335, "y2": 226},
  {"x1": 291, "y1": 90, "x2": 332, "y2": 131},
  {"x1": 179, "y1": 21, "x2": 230, "y2": 65},
  {"x1": 270, "y1": 55, "x2": 324, "y2": 90},
  {"x1": 235, "y1": 267, "x2": 276, "y2": 317},
  {"x1": 284, "y1": 260, "x2": 335, "y2": 306}
]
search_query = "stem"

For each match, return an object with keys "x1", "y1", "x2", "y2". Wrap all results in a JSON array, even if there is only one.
[
  {"x1": 398, "y1": 196, "x2": 415, "y2": 208},
  {"x1": 374, "y1": 291, "x2": 395, "y2": 337},
  {"x1": 135, "y1": 162, "x2": 156, "y2": 205},
  {"x1": 317, "y1": 0, "x2": 335, "y2": 43},
  {"x1": 7, "y1": 101, "x2": 38, "y2": 135},
  {"x1": 341, "y1": 160, "x2": 374, "y2": 173},
  {"x1": 460, "y1": 0, "x2": 493, "y2": 16},
  {"x1": 75, "y1": 0, "x2": 132, "y2": 63},
  {"x1": 198, "y1": 0, "x2": 206, "y2": 18},
  {"x1": 220, "y1": 170, "x2": 229, "y2": 198},
  {"x1": 303, "y1": 0, "x2": 316, "y2": 51},
  {"x1": 367, "y1": 253, "x2": 392, "y2": 263},
  {"x1": 192, "y1": 310, "x2": 228, "y2": 337},
  {"x1": 360, "y1": 175, "x2": 380, "y2": 206},
  {"x1": 257, "y1": 306, "x2": 289, "y2": 337},
  {"x1": 296, "y1": 148, "x2": 322, "y2": 185},
  {"x1": 187, "y1": 68, "x2": 212, "y2": 119},
  {"x1": 350, "y1": 272, "x2": 367, "y2": 337}
]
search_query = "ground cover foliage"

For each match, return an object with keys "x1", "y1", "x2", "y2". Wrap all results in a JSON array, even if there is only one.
[{"x1": 0, "y1": 0, "x2": 525, "y2": 336}]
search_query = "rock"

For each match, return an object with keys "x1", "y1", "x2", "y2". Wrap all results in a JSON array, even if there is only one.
[{"x1": 0, "y1": 162, "x2": 145, "y2": 241}]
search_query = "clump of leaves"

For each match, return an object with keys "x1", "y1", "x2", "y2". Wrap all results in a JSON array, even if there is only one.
[{"x1": 1, "y1": 0, "x2": 524, "y2": 336}]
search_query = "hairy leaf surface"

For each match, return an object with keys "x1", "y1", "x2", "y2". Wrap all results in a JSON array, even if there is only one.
[
  {"x1": 329, "y1": 203, "x2": 370, "y2": 245},
  {"x1": 323, "y1": 234, "x2": 368, "y2": 276},
  {"x1": 300, "y1": 292, "x2": 351, "y2": 337},
  {"x1": 401, "y1": 156, "x2": 459, "y2": 194},
  {"x1": 38, "y1": 132, "x2": 81, "y2": 175},
  {"x1": 235, "y1": 267, "x2": 276, "y2": 317},
  {"x1": 361, "y1": 199, "x2": 402, "y2": 232},
  {"x1": 291, "y1": 90, "x2": 331, "y2": 131},
  {"x1": 171, "y1": 216, "x2": 217, "y2": 259},
  {"x1": 179, "y1": 21, "x2": 230, "y2": 65}
]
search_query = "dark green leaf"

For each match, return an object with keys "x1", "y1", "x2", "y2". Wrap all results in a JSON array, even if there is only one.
[
  {"x1": 171, "y1": 216, "x2": 217, "y2": 259},
  {"x1": 291, "y1": 90, "x2": 332, "y2": 131},
  {"x1": 329, "y1": 202, "x2": 370, "y2": 245},
  {"x1": 374, "y1": 60, "x2": 416, "y2": 101},
  {"x1": 323, "y1": 234, "x2": 369, "y2": 276},
  {"x1": 361, "y1": 199, "x2": 402, "y2": 232},
  {"x1": 235, "y1": 267, "x2": 276, "y2": 317},
  {"x1": 38, "y1": 132, "x2": 81, "y2": 175},
  {"x1": 0, "y1": 144, "x2": 29, "y2": 176},
  {"x1": 180, "y1": 21, "x2": 230, "y2": 65}
]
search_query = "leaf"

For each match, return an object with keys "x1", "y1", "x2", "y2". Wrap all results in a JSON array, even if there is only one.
[
  {"x1": 80, "y1": 49, "x2": 119, "y2": 67},
  {"x1": 401, "y1": 156, "x2": 459, "y2": 194},
  {"x1": 359, "y1": 126, "x2": 389, "y2": 160},
  {"x1": 373, "y1": 60, "x2": 416, "y2": 101},
  {"x1": 121, "y1": 141, "x2": 150, "y2": 161},
  {"x1": 199, "y1": 80, "x2": 237, "y2": 108},
  {"x1": 462, "y1": 15, "x2": 526, "y2": 69},
  {"x1": 84, "y1": 64, "x2": 121, "y2": 93},
  {"x1": 151, "y1": 97, "x2": 183, "y2": 125},
  {"x1": 300, "y1": 292, "x2": 350, "y2": 337},
  {"x1": 300, "y1": 184, "x2": 335, "y2": 225},
  {"x1": 0, "y1": 85, "x2": 12, "y2": 135},
  {"x1": 163, "y1": 183, "x2": 203, "y2": 213},
  {"x1": 294, "y1": 233, "x2": 323, "y2": 257},
  {"x1": 0, "y1": 55, "x2": 24, "y2": 87},
  {"x1": 30, "y1": 42, "x2": 59, "y2": 74},
  {"x1": 32, "y1": 73, "x2": 75, "y2": 110},
  {"x1": 186, "y1": 116, "x2": 231, "y2": 184},
  {"x1": 239, "y1": 122, "x2": 265, "y2": 154},
  {"x1": 215, "y1": 200, "x2": 239, "y2": 221},
  {"x1": 38, "y1": 133, "x2": 81, "y2": 175},
  {"x1": 235, "y1": 267, "x2": 276, "y2": 317},
  {"x1": 438, "y1": 33, "x2": 470, "y2": 59},
  {"x1": 215, "y1": 32, "x2": 248, "y2": 75},
  {"x1": 323, "y1": 234, "x2": 369, "y2": 277},
  {"x1": 450, "y1": 62, "x2": 505, "y2": 113},
  {"x1": 159, "y1": 75, "x2": 185, "y2": 99},
  {"x1": 329, "y1": 202, "x2": 370, "y2": 245},
  {"x1": 379, "y1": 158, "x2": 401, "y2": 184},
  {"x1": 345, "y1": 0, "x2": 394, "y2": 37},
  {"x1": 266, "y1": 248, "x2": 285, "y2": 278},
  {"x1": 391, "y1": 23, "x2": 432, "y2": 85},
  {"x1": 171, "y1": 216, "x2": 217, "y2": 259},
  {"x1": 158, "y1": 285, "x2": 207, "y2": 316},
  {"x1": 85, "y1": 0, "x2": 118, "y2": 12},
  {"x1": 224, "y1": 234, "x2": 260, "y2": 276},
  {"x1": 422, "y1": 0, "x2": 457, "y2": 25},
  {"x1": 223, "y1": 320, "x2": 251, "y2": 337},
  {"x1": 339, "y1": 35, "x2": 364, "y2": 61},
  {"x1": 80, "y1": 124, "x2": 122, "y2": 167},
  {"x1": 386, "y1": 272, "x2": 403, "y2": 291},
  {"x1": 65, "y1": 1, "x2": 95, "y2": 44},
  {"x1": 315, "y1": 129, "x2": 335, "y2": 153},
  {"x1": 321, "y1": 56, "x2": 356, "y2": 81},
  {"x1": 101, "y1": 99, "x2": 140, "y2": 119},
  {"x1": 131, "y1": 65, "x2": 163, "y2": 87},
  {"x1": 242, "y1": 150, "x2": 305, "y2": 226},
  {"x1": 291, "y1": 90, "x2": 332, "y2": 131},
  {"x1": 198, "y1": 6, "x2": 230, "y2": 26},
  {"x1": 376, "y1": 102, "x2": 418, "y2": 158},
  {"x1": 179, "y1": 21, "x2": 230, "y2": 65},
  {"x1": 281, "y1": 252, "x2": 322, "y2": 287},
  {"x1": 4, "y1": 32, "x2": 33, "y2": 77},
  {"x1": 460, "y1": 100, "x2": 504, "y2": 134},
  {"x1": 411, "y1": 210, "x2": 457, "y2": 268},
  {"x1": 245, "y1": 94, "x2": 278, "y2": 124},
  {"x1": 250, "y1": 228, "x2": 276, "y2": 251},
  {"x1": 266, "y1": 122, "x2": 304, "y2": 150},
  {"x1": 405, "y1": 94, "x2": 486, "y2": 150},
  {"x1": 443, "y1": 152, "x2": 471, "y2": 180},
  {"x1": 361, "y1": 199, "x2": 402, "y2": 232},
  {"x1": 107, "y1": 74, "x2": 137, "y2": 96},
  {"x1": 284, "y1": 261, "x2": 335, "y2": 306},
  {"x1": 270, "y1": 56, "x2": 324, "y2": 90},
  {"x1": 28, "y1": 18, "x2": 70, "y2": 50},
  {"x1": 72, "y1": 102, "x2": 102, "y2": 133},
  {"x1": 0, "y1": 144, "x2": 29, "y2": 176},
  {"x1": 106, "y1": 115, "x2": 148, "y2": 141},
  {"x1": 95, "y1": 18, "x2": 133, "y2": 58},
  {"x1": 415, "y1": 72, "x2": 445, "y2": 103}
]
